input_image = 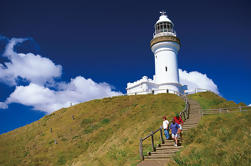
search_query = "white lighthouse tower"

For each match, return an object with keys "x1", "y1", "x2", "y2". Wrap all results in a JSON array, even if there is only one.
[
  {"x1": 126, "y1": 11, "x2": 184, "y2": 95},
  {"x1": 150, "y1": 11, "x2": 182, "y2": 93}
]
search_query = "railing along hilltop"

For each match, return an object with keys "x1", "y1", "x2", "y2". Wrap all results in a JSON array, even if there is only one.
[{"x1": 200, "y1": 106, "x2": 251, "y2": 116}]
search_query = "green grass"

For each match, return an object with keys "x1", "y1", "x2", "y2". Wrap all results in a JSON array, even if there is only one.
[
  {"x1": 188, "y1": 92, "x2": 246, "y2": 109},
  {"x1": 171, "y1": 111, "x2": 251, "y2": 166},
  {"x1": 169, "y1": 92, "x2": 251, "y2": 166},
  {"x1": 0, "y1": 93, "x2": 184, "y2": 166}
]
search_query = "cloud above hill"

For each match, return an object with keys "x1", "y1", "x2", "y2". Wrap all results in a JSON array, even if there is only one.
[
  {"x1": 5, "y1": 77, "x2": 121, "y2": 113},
  {"x1": 0, "y1": 37, "x2": 122, "y2": 113},
  {"x1": 179, "y1": 69, "x2": 219, "y2": 94},
  {"x1": 0, "y1": 38, "x2": 62, "y2": 86},
  {"x1": 0, "y1": 102, "x2": 8, "y2": 109}
]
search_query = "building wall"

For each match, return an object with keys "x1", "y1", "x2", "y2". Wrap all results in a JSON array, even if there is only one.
[
  {"x1": 152, "y1": 41, "x2": 180, "y2": 85},
  {"x1": 126, "y1": 76, "x2": 184, "y2": 95},
  {"x1": 126, "y1": 76, "x2": 157, "y2": 95}
]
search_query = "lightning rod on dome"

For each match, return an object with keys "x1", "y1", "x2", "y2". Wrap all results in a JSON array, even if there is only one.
[{"x1": 160, "y1": 10, "x2": 166, "y2": 15}]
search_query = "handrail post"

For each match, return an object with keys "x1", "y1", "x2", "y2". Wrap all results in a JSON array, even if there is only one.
[
  {"x1": 139, "y1": 138, "x2": 144, "y2": 160},
  {"x1": 151, "y1": 131, "x2": 155, "y2": 151},
  {"x1": 160, "y1": 127, "x2": 164, "y2": 144},
  {"x1": 187, "y1": 103, "x2": 190, "y2": 119},
  {"x1": 187, "y1": 104, "x2": 189, "y2": 118}
]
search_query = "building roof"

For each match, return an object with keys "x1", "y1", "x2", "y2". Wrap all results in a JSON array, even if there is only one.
[{"x1": 156, "y1": 13, "x2": 173, "y2": 24}]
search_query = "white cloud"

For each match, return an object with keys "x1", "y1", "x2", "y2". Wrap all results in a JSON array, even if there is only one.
[
  {"x1": 0, "y1": 37, "x2": 122, "y2": 113},
  {"x1": 5, "y1": 77, "x2": 122, "y2": 113},
  {"x1": 248, "y1": 104, "x2": 251, "y2": 106},
  {"x1": 179, "y1": 69, "x2": 219, "y2": 94},
  {"x1": 0, "y1": 102, "x2": 8, "y2": 109},
  {"x1": 0, "y1": 38, "x2": 62, "y2": 86}
]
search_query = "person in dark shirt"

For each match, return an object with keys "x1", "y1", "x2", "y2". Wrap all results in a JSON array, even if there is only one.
[{"x1": 170, "y1": 119, "x2": 180, "y2": 146}]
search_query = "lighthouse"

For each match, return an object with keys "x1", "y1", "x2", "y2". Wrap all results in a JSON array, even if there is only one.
[
  {"x1": 150, "y1": 11, "x2": 181, "y2": 93},
  {"x1": 126, "y1": 11, "x2": 184, "y2": 95}
]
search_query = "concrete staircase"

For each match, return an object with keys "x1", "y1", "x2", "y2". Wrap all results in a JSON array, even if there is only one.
[{"x1": 137, "y1": 99, "x2": 201, "y2": 166}]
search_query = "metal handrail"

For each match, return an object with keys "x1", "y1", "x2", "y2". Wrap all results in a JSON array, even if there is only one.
[
  {"x1": 139, "y1": 95, "x2": 190, "y2": 160},
  {"x1": 200, "y1": 106, "x2": 251, "y2": 116},
  {"x1": 201, "y1": 106, "x2": 251, "y2": 111}
]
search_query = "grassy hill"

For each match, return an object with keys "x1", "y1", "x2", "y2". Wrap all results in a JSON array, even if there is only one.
[
  {"x1": 0, "y1": 94, "x2": 185, "y2": 166},
  {"x1": 189, "y1": 92, "x2": 246, "y2": 109},
  {"x1": 170, "y1": 92, "x2": 251, "y2": 166}
]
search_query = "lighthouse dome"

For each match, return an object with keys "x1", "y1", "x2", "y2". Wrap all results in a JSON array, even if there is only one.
[{"x1": 156, "y1": 14, "x2": 173, "y2": 24}]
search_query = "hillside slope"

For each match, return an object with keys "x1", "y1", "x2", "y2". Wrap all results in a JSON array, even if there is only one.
[
  {"x1": 0, "y1": 94, "x2": 185, "y2": 166},
  {"x1": 169, "y1": 92, "x2": 251, "y2": 166},
  {"x1": 189, "y1": 92, "x2": 246, "y2": 109}
]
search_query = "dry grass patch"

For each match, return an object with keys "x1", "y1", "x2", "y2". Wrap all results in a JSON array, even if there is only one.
[{"x1": 0, "y1": 93, "x2": 184, "y2": 166}]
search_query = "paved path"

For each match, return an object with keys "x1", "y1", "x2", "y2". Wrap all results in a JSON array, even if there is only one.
[{"x1": 137, "y1": 99, "x2": 201, "y2": 166}]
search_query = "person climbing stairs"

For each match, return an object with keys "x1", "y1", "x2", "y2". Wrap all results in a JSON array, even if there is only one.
[{"x1": 137, "y1": 98, "x2": 201, "y2": 166}]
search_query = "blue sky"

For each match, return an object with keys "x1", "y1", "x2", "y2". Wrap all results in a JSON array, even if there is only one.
[{"x1": 0, "y1": 0, "x2": 251, "y2": 134}]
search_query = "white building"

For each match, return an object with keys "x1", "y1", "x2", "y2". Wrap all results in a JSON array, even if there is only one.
[{"x1": 127, "y1": 11, "x2": 186, "y2": 95}]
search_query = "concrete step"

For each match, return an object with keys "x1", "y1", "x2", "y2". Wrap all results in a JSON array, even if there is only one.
[
  {"x1": 183, "y1": 125, "x2": 196, "y2": 127},
  {"x1": 159, "y1": 143, "x2": 178, "y2": 147},
  {"x1": 160, "y1": 142, "x2": 179, "y2": 146},
  {"x1": 163, "y1": 140, "x2": 177, "y2": 144},
  {"x1": 150, "y1": 149, "x2": 179, "y2": 154},
  {"x1": 156, "y1": 146, "x2": 183, "y2": 150},
  {"x1": 183, "y1": 123, "x2": 197, "y2": 126},
  {"x1": 185, "y1": 122, "x2": 199, "y2": 124},
  {"x1": 143, "y1": 159, "x2": 170, "y2": 161},
  {"x1": 183, "y1": 127, "x2": 195, "y2": 130},
  {"x1": 163, "y1": 140, "x2": 175, "y2": 143},
  {"x1": 137, "y1": 159, "x2": 169, "y2": 166},
  {"x1": 144, "y1": 154, "x2": 173, "y2": 159},
  {"x1": 183, "y1": 124, "x2": 197, "y2": 127},
  {"x1": 184, "y1": 122, "x2": 199, "y2": 125}
]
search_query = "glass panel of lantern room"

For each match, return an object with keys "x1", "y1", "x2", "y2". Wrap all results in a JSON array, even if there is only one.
[
  {"x1": 164, "y1": 23, "x2": 167, "y2": 32},
  {"x1": 170, "y1": 24, "x2": 173, "y2": 32},
  {"x1": 167, "y1": 23, "x2": 170, "y2": 32},
  {"x1": 157, "y1": 23, "x2": 161, "y2": 33}
]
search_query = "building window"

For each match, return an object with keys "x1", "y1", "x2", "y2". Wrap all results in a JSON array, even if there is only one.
[{"x1": 165, "y1": 66, "x2": 168, "y2": 71}]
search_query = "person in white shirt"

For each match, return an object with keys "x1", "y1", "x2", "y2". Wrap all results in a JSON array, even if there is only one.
[{"x1": 162, "y1": 116, "x2": 169, "y2": 140}]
